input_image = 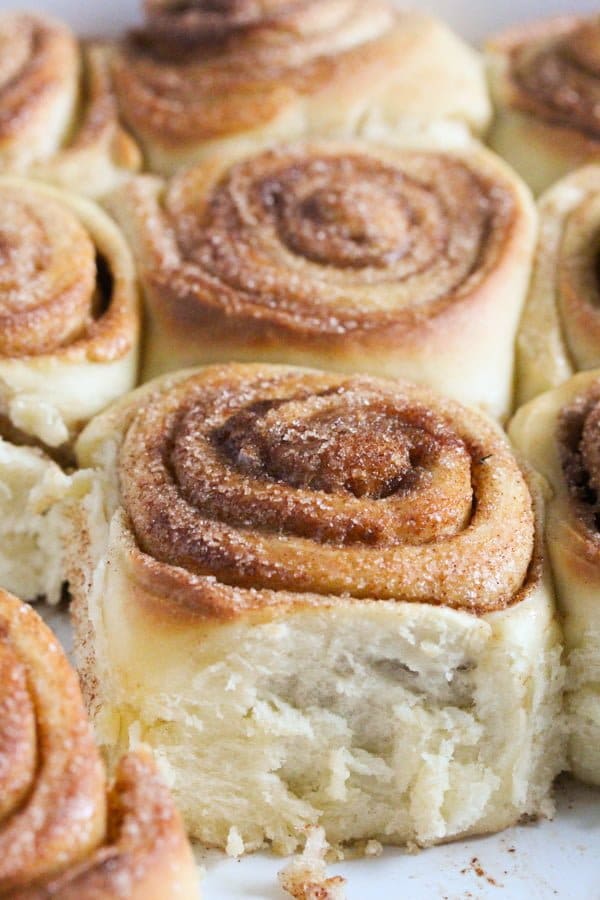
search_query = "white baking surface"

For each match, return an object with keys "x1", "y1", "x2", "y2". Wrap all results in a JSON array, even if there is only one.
[{"x1": 12, "y1": 0, "x2": 600, "y2": 895}]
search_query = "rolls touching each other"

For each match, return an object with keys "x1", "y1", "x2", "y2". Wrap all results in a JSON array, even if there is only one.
[
  {"x1": 487, "y1": 14, "x2": 600, "y2": 195},
  {"x1": 108, "y1": 0, "x2": 491, "y2": 174},
  {"x1": 109, "y1": 139, "x2": 536, "y2": 421},
  {"x1": 511, "y1": 370, "x2": 600, "y2": 787},
  {"x1": 0, "y1": 587, "x2": 197, "y2": 899},
  {"x1": 517, "y1": 164, "x2": 600, "y2": 405},
  {"x1": 66, "y1": 363, "x2": 564, "y2": 855},
  {"x1": 0, "y1": 11, "x2": 140, "y2": 197},
  {"x1": 0, "y1": 177, "x2": 139, "y2": 602}
]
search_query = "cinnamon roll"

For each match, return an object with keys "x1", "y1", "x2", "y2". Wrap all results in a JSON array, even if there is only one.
[
  {"x1": 67, "y1": 363, "x2": 564, "y2": 855},
  {"x1": 108, "y1": 1, "x2": 491, "y2": 175},
  {"x1": 0, "y1": 587, "x2": 197, "y2": 898},
  {"x1": 516, "y1": 165, "x2": 600, "y2": 406},
  {"x1": 108, "y1": 139, "x2": 536, "y2": 421},
  {"x1": 487, "y1": 15, "x2": 600, "y2": 195},
  {"x1": 511, "y1": 370, "x2": 600, "y2": 786},
  {"x1": 0, "y1": 177, "x2": 139, "y2": 601},
  {"x1": 0, "y1": 12, "x2": 140, "y2": 198}
]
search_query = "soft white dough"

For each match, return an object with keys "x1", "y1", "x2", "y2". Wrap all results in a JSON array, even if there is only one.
[
  {"x1": 70, "y1": 501, "x2": 565, "y2": 855},
  {"x1": 0, "y1": 439, "x2": 91, "y2": 603}
]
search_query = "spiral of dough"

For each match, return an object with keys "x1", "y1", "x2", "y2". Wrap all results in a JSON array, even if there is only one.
[
  {"x1": 0, "y1": 12, "x2": 140, "y2": 196},
  {"x1": 0, "y1": 12, "x2": 78, "y2": 170},
  {"x1": 0, "y1": 180, "x2": 136, "y2": 364},
  {"x1": 109, "y1": 1, "x2": 491, "y2": 174},
  {"x1": 114, "y1": 1, "x2": 396, "y2": 148},
  {"x1": 119, "y1": 364, "x2": 535, "y2": 614},
  {"x1": 487, "y1": 15, "x2": 600, "y2": 195},
  {"x1": 108, "y1": 140, "x2": 532, "y2": 418},
  {"x1": 147, "y1": 144, "x2": 517, "y2": 337},
  {"x1": 0, "y1": 589, "x2": 196, "y2": 899},
  {"x1": 510, "y1": 17, "x2": 600, "y2": 139}
]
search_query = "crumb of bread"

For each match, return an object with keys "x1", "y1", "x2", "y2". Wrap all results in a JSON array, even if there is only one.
[
  {"x1": 226, "y1": 826, "x2": 245, "y2": 858},
  {"x1": 278, "y1": 828, "x2": 347, "y2": 900},
  {"x1": 364, "y1": 840, "x2": 383, "y2": 857}
]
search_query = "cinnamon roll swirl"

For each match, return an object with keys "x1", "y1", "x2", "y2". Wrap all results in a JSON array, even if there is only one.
[
  {"x1": 516, "y1": 165, "x2": 600, "y2": 405},
  {"x1": 67, "y1": 363, "x2": 564, "y2": 854},
  {"x1": 0, "y1": 588, "x2": 197, "y2": 898},
  {"x1": 0, "y1": 177, "x2": 139, "y2": 601},
  {"x1": 108, "y1": 139, "x2": 536, "y2": 421},
  {"x1": 511, "y1": 370, "x2": 600, "y2": 786},
  {"x1": 0, "y1": 12, "x2": 140, "y2": 198},
  {"x1": 108, "y1": 1, "x2": 491, "y2": 175},
  {"x1": 487, "y1": 15, "x2": 600, "y2": 195}
]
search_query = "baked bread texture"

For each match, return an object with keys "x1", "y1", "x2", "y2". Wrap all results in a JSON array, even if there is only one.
[
  {"x1": 516, "y1": 164, "x2": 600, "y2": 406},
  {"x1": 0, "y1": 587, "x2": 198, "y2": 899},
  {"x1": 108, "y1": 138, "x2": 536, "y2": 421},
  {"x1": 0, "y1": 177, "x2": 139, "y2": 601},
  {"x1": 66, "y1": 363, "x2": 564, "y2": 855},
  {"x1": 108, "y1": 0, "x2": 491, "y2": 175},
  {"x1": 487, "y1": 15, "x2": 600, "y2": 195},
  {"x1": 0, "y1": 12, "x2": 140, "y2": 197},
  {"x1": 511, "y1": 370, "x2": 600, "y2": 786}
]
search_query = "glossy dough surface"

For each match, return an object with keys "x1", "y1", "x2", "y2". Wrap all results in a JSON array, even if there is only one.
[
  {"x1": 0, "y1": 588, "x2": 197, "y2": 899},
  {"x1": 511, "y1": 370, "x2": 600, "y2": 786},
  {"x1": 108, "y1": 139, "x2": 536, "y2": 420},
  {"x1": 67, "y1": 364, "x2": 564, "y2": 854}
]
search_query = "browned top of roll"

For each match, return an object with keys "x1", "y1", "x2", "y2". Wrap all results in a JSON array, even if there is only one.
[
  {"x1": 15, "y1": 753, "x2": 197, "y2": 900},
  {"x1": 0, "y1": 181, "x2": 135, "y2": 363},
  {"x1": 118, "y1": 364, "x2": 535, "y2": 617},
  {"x1": 0, "y1": 589, "x2": 105, "y2": 894},
  {"x1": 0, "y1": 12, "x2": 76, "y2": 145},
  {"x1": 141, "y1": 0, "x2": 313, "y2": 44},
  {"x1": 498, "y1": 15, "x2": 600, "y2": 140},
  {"x1": 133, "y1": 143, "x2": 518, "y2": 344},
  {"x1": 0, "y1": 589, "x2": 196, "y2": 900},
  {"x1": 112, "y1": 0, "x2": 404, "y2": 145},
  {"x1": 557, "y1": 383, "x2": 600, "y2": 548}
]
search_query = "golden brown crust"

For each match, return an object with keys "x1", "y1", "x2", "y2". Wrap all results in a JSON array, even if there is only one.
[
  {"x1": 113, "y1": 1, "x2": 399, "y2": 147},
  {"x1": 0, "y1": 12, "x2": 78, "y2": 163},
  {"x1": 0, "y1": 589, "x2": 197, "y2": 900},
  {"x1": 86, "y1": 363, "x2": 537, "y2": 621},
  {"x1": 144, "y1": 144, "x2": 516, "y2": 345},
  {"x1": 0, "y1": 589, "x2": 106, "y2": 893},
  {"x1": 14, "y1": 753, "x2": 198, "y2": 900},
  {"x1": 32, "y1": 41, "x2": 142, "y2": 191},
  {"x1": 108, "y1": 2, "x2": 490, "y2": 173},
  {"x1": 0, "y1": 179, "x2": 137, "y2": 366},
  {"x1": 108, "y1": 140, "x2": 534, "y2": 419},
  {"x1": 0, "y1": 13, "x2": 140, "y2": 196}
]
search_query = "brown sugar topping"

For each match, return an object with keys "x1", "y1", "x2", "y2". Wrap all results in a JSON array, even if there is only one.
[
  {"x1": 143, "y1": 146, "x2": 516, "y2": 339},
  {"x1": 512, "y1": 16, "x2": 600, "y2": 139},
  {"x1": 558, "y1": 382, "x2": 600, "y2": 538},
  {"x1": 120, "y1": 365, "x2": 535, "y2": 611}
]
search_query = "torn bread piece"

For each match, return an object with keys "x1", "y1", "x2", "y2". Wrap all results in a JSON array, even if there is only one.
[{"x1": 66, "y1": 363, "x2": 565, "y2": 854}]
